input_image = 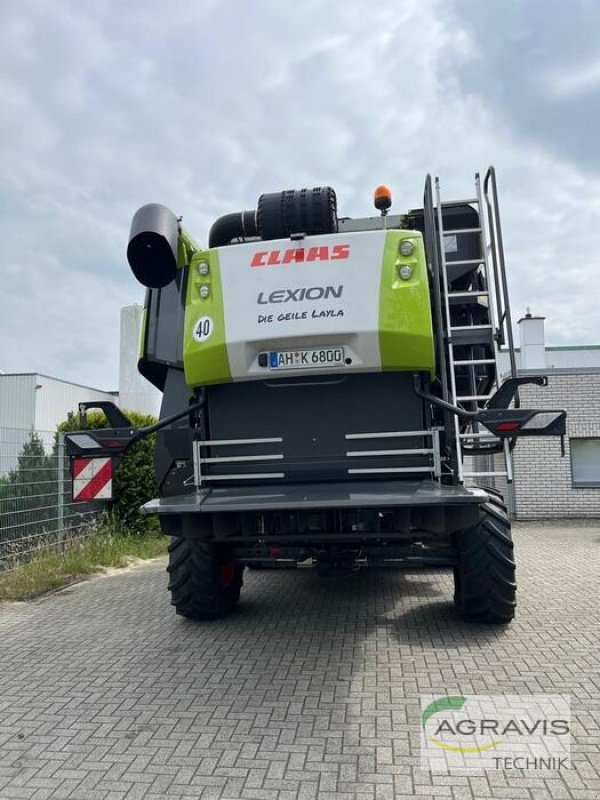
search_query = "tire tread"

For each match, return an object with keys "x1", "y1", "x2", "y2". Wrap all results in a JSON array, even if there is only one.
[
  {"x1": 454, "y1": 491, "x2": 516, "y2": 624},
  {"x1": 167, "y1": 538, "x2": 243, "y2": 620}
]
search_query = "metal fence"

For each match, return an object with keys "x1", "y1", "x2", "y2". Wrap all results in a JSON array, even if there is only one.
[{"x1": 0, "y1": 426, "x2": 103, "y2": 571}]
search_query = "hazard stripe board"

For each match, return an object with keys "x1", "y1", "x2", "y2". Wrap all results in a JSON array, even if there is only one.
[{"x1": 72, "y1": 457, "x2": 113, "y2": 501}]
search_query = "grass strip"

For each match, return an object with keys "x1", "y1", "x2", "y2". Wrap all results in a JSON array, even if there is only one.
[{"x1": 0, "y1": 527, "x2": 167, "y2": 602}]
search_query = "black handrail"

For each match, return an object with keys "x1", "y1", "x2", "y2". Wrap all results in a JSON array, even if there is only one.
[
  {"x1": 483, "y1": 167, "x2": 518, "y2": 379},
  {"x1": 423, "y1": 175, "x2": 449, "y2": 405}
]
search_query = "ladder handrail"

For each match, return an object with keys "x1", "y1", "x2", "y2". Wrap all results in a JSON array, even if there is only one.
[
  {"x1": 483, "y1": 167, "x2": 518, "y2": 379},
  {"x1": 479, "y1": 171, "x2": 505, "y2": 350},
  {"x1": 434, "y1": 177, "x2": 463, "y2": 483},
  {"x1": 423, "y1": 175, "x2": 450, "y2": 406}
]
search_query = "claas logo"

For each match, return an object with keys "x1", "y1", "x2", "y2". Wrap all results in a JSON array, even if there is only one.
[{"x1": 251, "y1": 244, "x2": 350, "y2": 267}]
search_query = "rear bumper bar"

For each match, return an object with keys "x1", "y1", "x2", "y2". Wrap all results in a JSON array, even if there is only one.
[{"x1": 142, "y1": 480, "x2": 488, "y2": 515}]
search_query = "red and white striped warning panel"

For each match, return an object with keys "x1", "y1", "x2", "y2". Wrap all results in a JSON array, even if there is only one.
[{"x1": 72, "y1": 457, "x2": 113, "y2": 501}]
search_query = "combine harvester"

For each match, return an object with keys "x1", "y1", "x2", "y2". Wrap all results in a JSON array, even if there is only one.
[{"x1": 67, "y1": 170, "x2": 565, "y2": 623}]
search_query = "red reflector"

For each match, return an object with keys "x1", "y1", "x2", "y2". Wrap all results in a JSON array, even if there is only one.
[
  {"x1": 104, "y1": 439, "x2": 125, "y2": 448},
  {"x1": 496, "y1": 422, "x2": 521, "y2": 432}
]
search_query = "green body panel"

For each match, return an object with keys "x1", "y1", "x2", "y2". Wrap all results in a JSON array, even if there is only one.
[
  {"x1": 183, "y1": 250, "x2": 232, "y2": 386},
  {"x1": 177, "y1": 230, "x2": 200, "y2": 268},
  {"x1": 378, "y1": 231, "x2": 435, "y2": 376},
  {"x1": 138, "y1": 306, "x2": 148, "y2": 360}
]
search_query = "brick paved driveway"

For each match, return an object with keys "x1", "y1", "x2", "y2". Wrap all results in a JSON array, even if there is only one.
[{"x1": 0, "y1": 525, "x2": 599, "y2": 800}]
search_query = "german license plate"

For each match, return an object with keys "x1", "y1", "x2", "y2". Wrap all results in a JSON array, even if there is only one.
[{"x1": 268, "y1": 347, "x2": 345, "y2": 370}]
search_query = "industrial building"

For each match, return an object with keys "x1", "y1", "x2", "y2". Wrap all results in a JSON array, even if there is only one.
[
  {"x1": 0, "y1": 374, "x2": 117, "y2": 452},
  {"x1": 485, "y1": 313, "x2": 600, "y2": 519},
  {"x1": 0, "y1": 374, "x2": 118, "y2": 476},
  {"x1": 0, "y1": 305, "x2": 161, "y2": 473},
  {"x1": 0, "y1": 304, "x2": 160, "y2": 430}
]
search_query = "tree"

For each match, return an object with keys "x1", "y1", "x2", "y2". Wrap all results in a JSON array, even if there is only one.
[{"x1": 0, "y1": 432, "x2": 58, "y2": 547}]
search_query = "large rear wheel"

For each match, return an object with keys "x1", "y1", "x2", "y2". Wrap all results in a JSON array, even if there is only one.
[
  {"x1": 167, "y1": 538, "x2": 243, "y2": 620},
  {"x1": 453, "y1": 494, "x2": 516, "y2": 624}
]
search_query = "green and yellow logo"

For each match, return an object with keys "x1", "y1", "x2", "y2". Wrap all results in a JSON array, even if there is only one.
[{"x1": 422, "y1": 696, "x2": 506, "y2": 753}]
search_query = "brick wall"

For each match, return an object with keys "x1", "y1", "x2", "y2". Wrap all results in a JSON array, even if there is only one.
[{"x1": 511, "y1": 373, "x2": 600, "y2": 519}]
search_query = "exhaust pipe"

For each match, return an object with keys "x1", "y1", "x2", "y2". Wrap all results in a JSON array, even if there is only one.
[
  {"x1": 127, "y1": 203, "x2": 179, "y2": 288},
  {"x1": 209, "y1": 210, "x2": 258, "y2": 248}
]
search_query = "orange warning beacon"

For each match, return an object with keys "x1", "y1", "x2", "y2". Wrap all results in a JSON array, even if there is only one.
[{"x1": 374, "y1": 184, "x2": 392, "y2": 214}]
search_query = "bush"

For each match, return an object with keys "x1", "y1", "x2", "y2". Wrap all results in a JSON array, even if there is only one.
[{"x1": 58, "y1": 410, "x2": 158, "y2": 535}]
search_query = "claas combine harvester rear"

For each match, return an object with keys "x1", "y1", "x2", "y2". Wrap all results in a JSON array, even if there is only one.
[{"x1": 67, "y1": 169, "x2": 566, "y2": 623}]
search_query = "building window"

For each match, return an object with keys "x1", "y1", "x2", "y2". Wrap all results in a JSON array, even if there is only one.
[{"x1": 571, "y1": 438, "x2": 600, "y2": 487}]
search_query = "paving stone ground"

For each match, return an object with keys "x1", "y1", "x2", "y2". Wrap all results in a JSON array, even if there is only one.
[{"x1": 0, "y1": 524, "x2": 599, "y2": 800}]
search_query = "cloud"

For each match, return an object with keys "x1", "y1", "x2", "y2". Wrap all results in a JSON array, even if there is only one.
[
  {"x1": 449, "y1": 0, "x2": 600, "y2": 170},
  {"x1": 544, "y1": 55, "x2": 600, "y2": 98}
]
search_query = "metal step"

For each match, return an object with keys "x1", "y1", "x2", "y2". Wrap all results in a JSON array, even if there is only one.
[
  {"x1": 456, "y1": 394, "x2": 493, "y2": 402},
  {"x1": 449, "y1": 290, "x2": 489, "y2": 298},
  {"x1": 454, "y1": 359, "x2": 496, "y2": 366},
  {"x1": 450, "y1": 327, "x2": 495, "y2": 345},
  {"x1": 444, "y1": 227, "x2": 482, "y2": 235},
  {"x1": 463, "y1": 471, "x2": 508, "y2": 478},
  {"x1": 445, "y1": 258, "x2": 484, "y2": 267},
  {"x1": 450, "y1": 324, "x2": 493, "y2": 331},
  {"x1": 449, "y1": 295, "x2": 490, "y2": 308},
  {"x1": 441, "y1": 198, "x2": 478, "y2": 206}
]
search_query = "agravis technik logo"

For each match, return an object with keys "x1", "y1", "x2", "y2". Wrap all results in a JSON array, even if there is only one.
[{"x1": 420, "y1": 694, "x2": 570, "y2": 773}]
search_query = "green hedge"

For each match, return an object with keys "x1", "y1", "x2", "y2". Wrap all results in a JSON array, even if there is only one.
[{"x1": 58, "y1": 411, "x2": 157, "y2": 534}]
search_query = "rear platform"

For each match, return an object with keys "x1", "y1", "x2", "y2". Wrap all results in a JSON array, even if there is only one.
[{"x1": 144, "y1": 480, "x2": 488, "y2": 514}]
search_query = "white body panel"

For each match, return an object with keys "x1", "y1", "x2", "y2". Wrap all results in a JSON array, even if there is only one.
[{"x1": 218, "y1": 231, "x2": 386, "y2": 381}]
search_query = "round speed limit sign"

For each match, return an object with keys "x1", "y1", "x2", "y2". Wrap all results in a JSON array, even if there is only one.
[{"x1": 192, "y1": 316, "x2": 214, "y2": 343}]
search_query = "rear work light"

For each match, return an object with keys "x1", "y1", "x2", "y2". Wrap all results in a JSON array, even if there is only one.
[
  {"x1": 520, "y1": 412, "x2": 565, "y2": 430},
  {"x1": 66, "y1": 434, "x2": 102, "y2": 449}
]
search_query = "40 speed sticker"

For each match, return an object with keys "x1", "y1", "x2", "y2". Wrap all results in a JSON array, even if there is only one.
[{"x1": 192, "y1": 316, "x2": 214, "y2": 343}]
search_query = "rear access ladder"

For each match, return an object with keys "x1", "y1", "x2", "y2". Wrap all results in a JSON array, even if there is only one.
[{"x1": 430, "y1": 168, "x2": 518, "y2": 483}]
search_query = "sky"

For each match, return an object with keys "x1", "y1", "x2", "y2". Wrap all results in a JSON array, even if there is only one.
[{"x1": 1, "y1": 0, "x2": 600, "y2": 390}]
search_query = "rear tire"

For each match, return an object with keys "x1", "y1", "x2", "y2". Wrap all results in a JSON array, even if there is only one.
[
  {"x1": 167, "y1": 538, "x2": 243, "y2": 620},
  {"x1": 453, "y1": 497, "x2": 516, "y2": 624},
  {"x1": 482, "y1": 485, "x2": 507, "y2": 511}
]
